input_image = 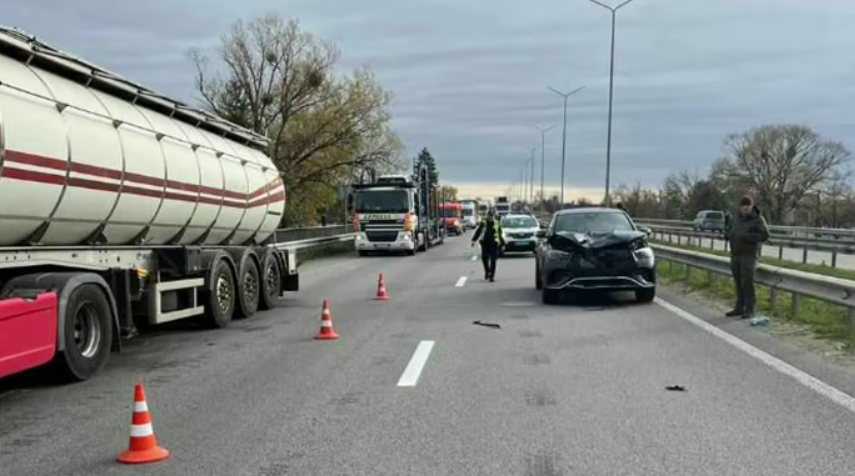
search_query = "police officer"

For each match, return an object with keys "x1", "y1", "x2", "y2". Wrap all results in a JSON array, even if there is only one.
[{"x1": 471, "y1": 209, "x2": 506, "y2": 282}]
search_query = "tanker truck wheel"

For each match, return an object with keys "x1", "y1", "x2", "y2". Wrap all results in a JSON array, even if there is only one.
[
  {"x1": 204, "y1": 260, "x2": 236, "y2": 328},
  {"x1": 258, "y1": 252, "x2": 282, "y2": 311},
  {"x1": 56, "y1": 284, "x2": 113, "y2": 382},
  {"x1": 235, "y1": 257, "x2": 261, "y2": 319}
]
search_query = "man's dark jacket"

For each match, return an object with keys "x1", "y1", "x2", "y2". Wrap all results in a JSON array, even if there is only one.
[{"x1": 725, "y1": 205, "x2": 770, "y2": 256}]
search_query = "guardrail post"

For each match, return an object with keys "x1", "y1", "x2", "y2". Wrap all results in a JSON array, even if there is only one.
[
  {"x1": 769, "y1": 286, "x2": 778, "y2": 309},
  {"x1": 848, "y1": 308, "x2": 855, "y2": 336},
  {"x1": 709, "y1": 237, "x2": 714, "y2": 251},
  {"x1": 790, "y1": 293, "x2": 801, "y2": 320},
  {"x1": 832, "y1": 251, "x2": 838, "y2": 268},
  {"x1": 778, "y1": 247, "x2": 783, "y2": 260},
  {"x1": 802, "y1": 248, "x2": 808, "y2": 264}
]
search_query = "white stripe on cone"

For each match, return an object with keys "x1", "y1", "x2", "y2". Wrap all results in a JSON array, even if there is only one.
[
  {"x1": 130, "y1": 423, "x2": 154, "y2": 438},
  {"x1": 134, "y1": 401, "x2": 149, "y2": 412}
]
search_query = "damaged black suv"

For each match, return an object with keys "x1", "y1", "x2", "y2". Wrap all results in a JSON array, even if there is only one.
[{"x1": 534, "y1": 207, "x2": 656, "y2": 305}]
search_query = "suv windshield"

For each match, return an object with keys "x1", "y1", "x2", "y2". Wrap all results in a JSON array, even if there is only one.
[
  {"x1": 355, "y1": 191, "x2": 410, "y2": 213},
  {"x1": 502, "y1": 217, "x2": 538, "y2": 228},
  {"x1": 705, "y1": 212, "x2": 724, "y2": 220},
  {"x1": 553, "y1": 211, "x2": 635, "y2": 233}
]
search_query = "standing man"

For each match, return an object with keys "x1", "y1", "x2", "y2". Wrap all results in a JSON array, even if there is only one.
[
  {"x1": 725, "y1": 196, "x2": 770, "y2": 318},
  {"x1": 471, "y1": 209, "x2": 506, "y2": 282}
]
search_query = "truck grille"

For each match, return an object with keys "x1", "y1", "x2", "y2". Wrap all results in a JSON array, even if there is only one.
[{"x1": 366, "y1": 231, "x2": 399, "y2": 242}]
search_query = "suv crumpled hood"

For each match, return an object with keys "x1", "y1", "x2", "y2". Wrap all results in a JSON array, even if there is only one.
[{"x1": 551, "y1": 230, "x2": 645, "y2": 251}]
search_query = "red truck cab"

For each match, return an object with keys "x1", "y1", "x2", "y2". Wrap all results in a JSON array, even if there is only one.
[{"x1": 439, "y1": 202, "x2": 464, "y2": 236}]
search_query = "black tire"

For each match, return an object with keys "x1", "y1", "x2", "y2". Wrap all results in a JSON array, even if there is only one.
[
  {"x1": 535, "y1": 266, "x2": 543, "y2": 290},
  {"x1": 204, "y1": 259, "x2": 235, "y2": 328},
  {"x1": 54, "y1": 284, "x2": 113, "y2": 382},
  {"x1": 358, "y1": 251, "x2": 369, "y2": 257},
  {"x1": 542, "y1": 288, "x2": 559, "y2": 305},
  {"x1": 407, "y1": 248, "x2": 416, "y2": 256},
  {"x1": 235, "y1": 257, "x2": 261, "y2": 319},
  {"x1": 258, "y1": 252, "x2": 281, "y2": 311},
  {"x1": 636, "y1": 287, "x2": 656, "y2": 303}
]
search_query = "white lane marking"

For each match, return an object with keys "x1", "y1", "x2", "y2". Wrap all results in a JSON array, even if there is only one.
[
  {"x1": 397, "y1": 340, "x2": 435, "y2": 387},
  {"x1": 471, "y1": 255, "x2": 478, "y2": 261},
  {"x1": 656, "y1": 298, "x2": 855, "y2": 415},
  {"x1": 501, "y1": 301, "x2": 536, "y2": 307},
  {"x1": 455, "y1": 276, "x2": 467, "y2": 287}
]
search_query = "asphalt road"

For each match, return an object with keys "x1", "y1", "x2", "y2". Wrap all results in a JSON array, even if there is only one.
[
  {"x1": 652, "y1": 229, "x2": 855, "y2": 269},
  {"x1": 5, "y1": 237, "x2": 855, "y2": 475}
]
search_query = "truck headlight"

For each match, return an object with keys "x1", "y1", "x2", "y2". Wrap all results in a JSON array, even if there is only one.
[
  {"x1": 355, "y1": 232, "x2": 366, "y2": 241},
  {"x1": 633, "y1": 246, "x2": 655, "y2": 267}
]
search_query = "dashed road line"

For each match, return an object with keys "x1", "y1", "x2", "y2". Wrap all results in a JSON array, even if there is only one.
[
  {"x1": 455, "y1": 276, "x2": 467, "y2": 287},
  {"x1": 397, "y1": 340, "x2": 435, "y2": 387}
]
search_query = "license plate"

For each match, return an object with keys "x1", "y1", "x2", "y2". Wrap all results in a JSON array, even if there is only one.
[{"x1": 513, "y1": 240, "x2": 532, "y2": 247}]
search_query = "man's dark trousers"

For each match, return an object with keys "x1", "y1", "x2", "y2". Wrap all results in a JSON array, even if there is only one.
[
  {"x1": 730, "y1": 253, "x2": 757, "y2": 315},
  {"x1": 481, "y1": 243, "x2": 499, "y2": 279}
]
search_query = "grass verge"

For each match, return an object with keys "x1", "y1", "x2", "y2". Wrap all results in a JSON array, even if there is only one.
[
  {"x1": 651, "y1": 238, "x2": 855, "y2": 281},
  {"x1": 655, "y1": 257, "x2": 855, "y2": 352}
]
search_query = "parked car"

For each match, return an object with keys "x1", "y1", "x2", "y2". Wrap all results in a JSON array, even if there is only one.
[{"x1": 535, "y1": 207, "x2": 656, "y2": 305}]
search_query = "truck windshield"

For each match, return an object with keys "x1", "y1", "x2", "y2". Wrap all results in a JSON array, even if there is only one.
[
  {"x1": 355, "y1": 191, "x2": 410, "y2": 213},
  {"x1": 440, "y1": 209, "x2": 461, "y2": 218},
  {"x1": 462, "y1": 209, "x2": 474, "y2": 216}
]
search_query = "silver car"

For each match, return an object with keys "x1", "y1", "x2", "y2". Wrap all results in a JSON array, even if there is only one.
[{"x1": 500, "y1": 214, "x2": 541, "y2": 256}]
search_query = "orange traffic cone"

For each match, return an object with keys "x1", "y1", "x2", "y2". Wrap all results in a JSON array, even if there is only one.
[
  {"x1": 315, "y1": 300, "x2": 339, "y2": 340},
  {"x1": 117, "y1": 383, "x2": 169, "y2": 465},
  {"x1": 374, "y1": 273, "x2": 389, "y2": 301}
]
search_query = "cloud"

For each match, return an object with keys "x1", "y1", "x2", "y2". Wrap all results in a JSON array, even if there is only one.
[{"x1": 5, "y1": 0, "x2": 855, "y2": 198}]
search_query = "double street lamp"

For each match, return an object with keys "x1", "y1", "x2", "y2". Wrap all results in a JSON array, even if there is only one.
[
  {"x1": 547, "y1": 85, "x2": 585, "y2": 208},
  {"x1": 585, "y1": 0, "x2": 639, "y2": 206}
]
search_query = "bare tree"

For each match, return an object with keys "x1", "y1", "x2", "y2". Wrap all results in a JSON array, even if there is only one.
[{"x1": 724, "y1": 124, "x2": 851, "y2": 223}]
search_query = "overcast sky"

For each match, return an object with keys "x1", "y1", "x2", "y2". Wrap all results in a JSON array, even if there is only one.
[{"x1": 5, "y1": 0, "x2": 855, "y2": 200}]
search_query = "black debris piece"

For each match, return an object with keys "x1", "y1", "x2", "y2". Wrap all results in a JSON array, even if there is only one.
[
  {"x1": 665, "y1": 385, "x2": 686, "y2": 392},
  {"x1": 472, "y1": 320, "x2": 501, "y2": 329}
]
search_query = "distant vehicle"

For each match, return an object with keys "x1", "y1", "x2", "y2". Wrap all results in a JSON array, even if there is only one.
[
  {"x1": 459, "y1": 200, "x2": 478, "y2": 230},
  {"x1": 495, "y1": 196, "x2": 511, "y2": 217},
  {"x1": 439, "y1": 202, "x2": 464, "y2": 235},
  {"x1": 692, "y1": 210, "x2": 726, "y2": 232},
  {"x1": 499, "y1": 214, "x2": 541, "y2": 256},
  {"x1": 534, "y1": 207, "x2": 656, "y2": 305}
]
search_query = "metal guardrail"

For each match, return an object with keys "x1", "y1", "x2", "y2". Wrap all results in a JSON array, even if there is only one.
[
  {"x1": 647, "y1": 225, "x2": 855, "y2": 269},
  {"x1": 636, "y1": 218, "x2": 855, "y2": 241},
  {"x1": 652, "y1": 244, "x2": 855, "y2": 327},
  {"x1": 271, "y1": 225, "x2": 349, "y2": 243}
]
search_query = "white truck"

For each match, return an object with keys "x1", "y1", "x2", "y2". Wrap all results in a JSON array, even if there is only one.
[
  {"x1": 348, "y1": 167, "x2": 444, "y2": 255},
  {"x1": 0, "y1": 27, "x2": 297, "y2": 382},
  {"x1": 495, "y1": 196, "x2": 511, "y2": 217}
]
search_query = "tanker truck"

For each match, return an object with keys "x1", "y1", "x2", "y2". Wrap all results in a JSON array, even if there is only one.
[{"x1": 0, "y1": 26, "x2": 297, "y2": 382}]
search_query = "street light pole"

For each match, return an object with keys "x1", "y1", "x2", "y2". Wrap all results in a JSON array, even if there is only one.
[
  {"x1": 547, "y1": 85, "x2": 585, "y2": 208},
  {"x1": 529, "y1": 146, "x2": 536, "y2": 207},
  {"x1": 534, "y1": 124, "x2": 555, "y2": 215},
  {"x1": 585, "y1": 0, "x2": 638, "y2": 207}
]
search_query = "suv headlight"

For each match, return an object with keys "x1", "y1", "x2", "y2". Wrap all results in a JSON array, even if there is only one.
[{"x1": 633, "y1": 246, "x2": 655, "y2": 267}]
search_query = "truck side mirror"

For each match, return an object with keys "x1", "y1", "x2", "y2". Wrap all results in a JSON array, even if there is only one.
[{"x1": 346, "y1": 193, "x2": 354, "y2": 214}]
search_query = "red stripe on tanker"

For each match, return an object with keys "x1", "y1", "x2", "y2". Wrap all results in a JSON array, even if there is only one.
[{"x1": 0, "y1": 39, "x2": 286, "y2": 247}]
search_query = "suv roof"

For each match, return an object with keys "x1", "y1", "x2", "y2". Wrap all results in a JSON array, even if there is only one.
[{"x1": 554, "y1": 207, "x2": 627, "y2": 216}]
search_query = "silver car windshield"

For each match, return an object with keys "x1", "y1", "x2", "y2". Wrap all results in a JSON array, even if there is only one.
[{"x1": 502, "y1": 217, "x2": 538, "y2": 228}]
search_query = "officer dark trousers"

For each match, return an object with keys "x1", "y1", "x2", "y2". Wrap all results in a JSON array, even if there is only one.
[{"x1": 481, "y1": 243, "x2": 498, "y2": 280}]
